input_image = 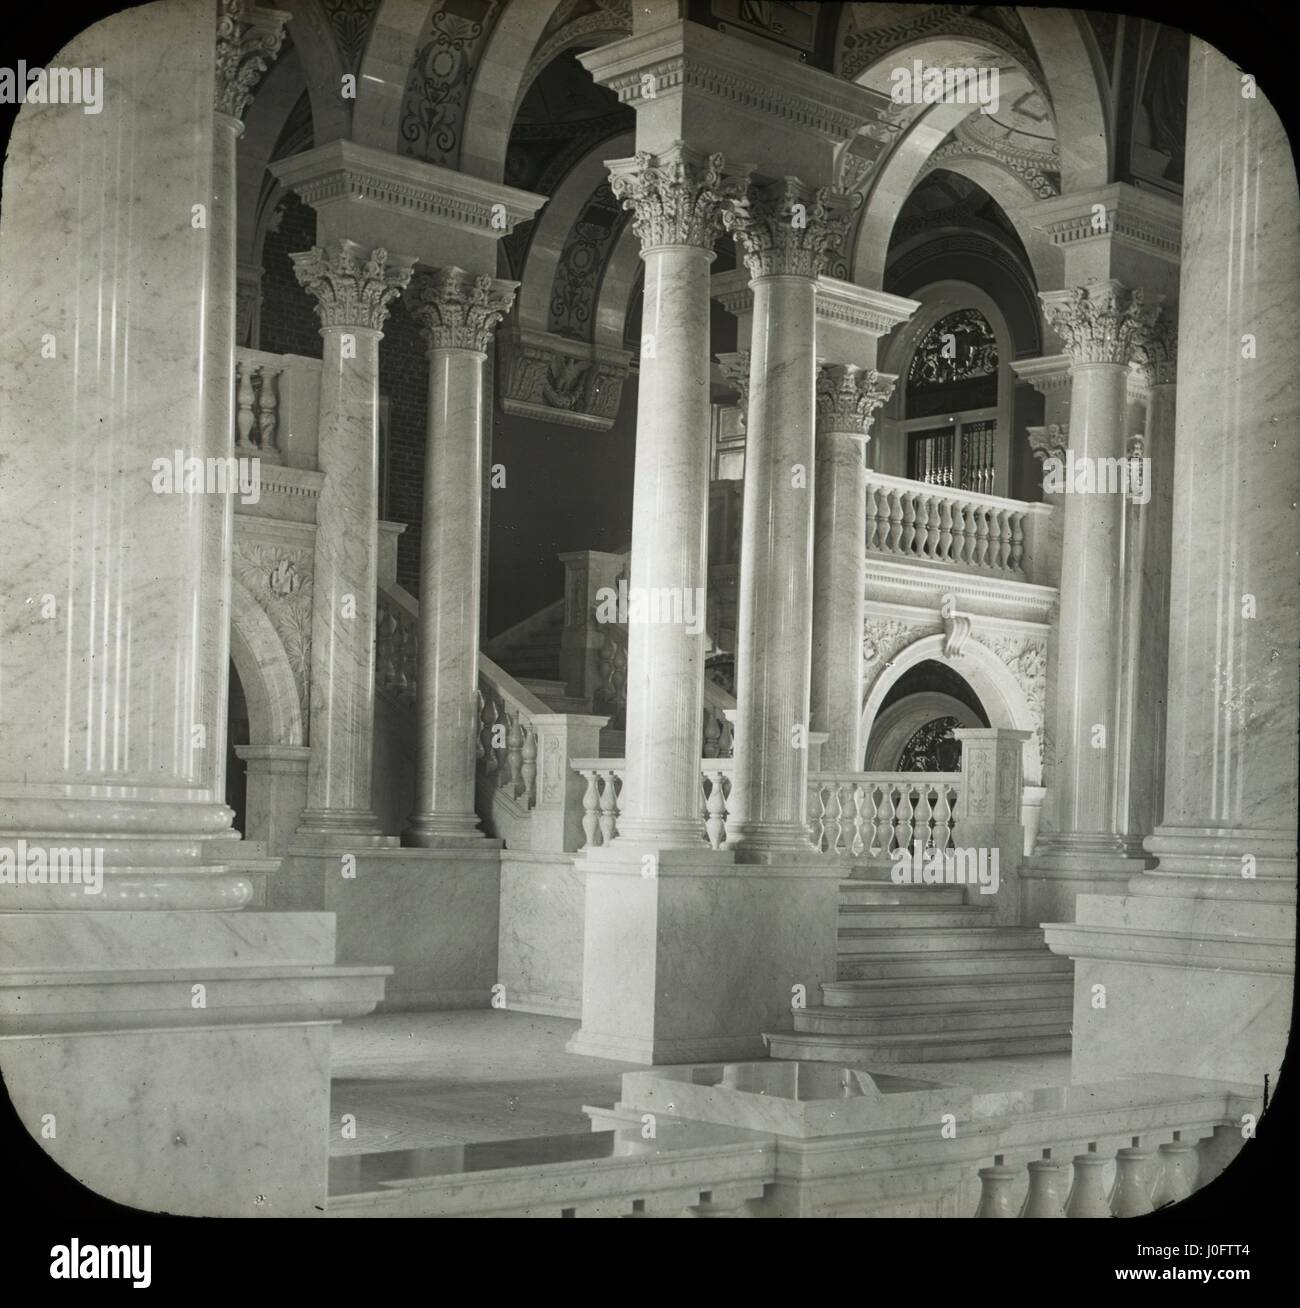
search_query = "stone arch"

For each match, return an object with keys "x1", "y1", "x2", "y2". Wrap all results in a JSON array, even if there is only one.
[
  {"x1": 349, "y1": 0, "x2": 433, "y2": 150},
  {"x1": 862, "y1": 633, "x2": 1041, "y2": 783},
  {"x1": 230, "y1": 579, "x2": 305, "y2": 747},
  {"x1": 1015, "y1": 7, "x2": 1110, "y2": 191},
  {"x1": 594, "y1": 223, "x2": 642, "y2": 352},
  {"x1": 458, "y1": 0, "x2": 581, "y2": 182},
  {"x1": 515, "y1": 131, "x2": 634, "y2": 335},
  {"x1": 277, "y1": 0, "x2": 352, "y2": 147},
  {"x1": 864, "y1": 691, "x2": 984, "y2": 772}
]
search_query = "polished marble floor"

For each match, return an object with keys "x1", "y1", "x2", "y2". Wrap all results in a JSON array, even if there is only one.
[{"x1": 329, "y1": 1008, "x2": 1076, "y2": 1157}]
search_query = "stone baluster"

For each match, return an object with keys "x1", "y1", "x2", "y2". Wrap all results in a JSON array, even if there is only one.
[
  {"x1": 1065, "y1": 1150, "x2": 1112, "y2": 1218},
  {"x1": 291, "y1": 240, "x2": 414, "y2": 841},
  {"x1": 1109, "y1": 1142, "x2": 1155, "y2": 1217},
  {"x1": 520, "y1": 725, "x2": 538, "y2": 806},
  {"x1": 597, "y1": 768, "x2": 620, "y2": 844},
  {"x1": 255, "y1": 364, "x2": 280, "y2": 457},
  {"x1": 580, "y1": 770, "x2": 601, "y2": 849},
  {"x1": 974, "y1": 1156, "x2": 1019, "y2": 1218},
  {"x1": 504, "y1": 713, "x2": 525, "y2": 797},
  {"x1": 402, "y1": 268, "x2": 518, "y2": 845},
  {"x1": 235, "y1": 360, "x2": 256, "y2": 450},
  {"x1": 1020, "y1": 1156, "x2": 1068, "y2": 1218},
  {"x1": 704, "y1": 769, "x2": 728, "y2": 849},
  {"x1": 937, "y1": 496, "x2": 954, "y2": 561},
  {"x1": 1152, "y1": 1138, "x2": 1199, "y2": 1209}
]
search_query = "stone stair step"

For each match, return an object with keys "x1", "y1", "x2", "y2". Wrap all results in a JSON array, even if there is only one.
[
  {"x1": 793, "y1": 1000, "x2": 1074, "y2": 1036},
  {"x1": 837, "y1": 949, "x2": 1074, "y2": 981},
  {"x1": 837, "y1": 905, "x2": 994, "y2": 929},
  {"x1": 837, "y1": 882, "x2": 968, "y2": 906},
  {"x1": 822, "y1": 974, "x2": 1074, "y2": 1008},
  {"x1": 765, "y1": 1027, "x2": 1073, "y2": 1065},
  {"x1": 837, "y1": 926, "x2": 1046, "y2": 954}
]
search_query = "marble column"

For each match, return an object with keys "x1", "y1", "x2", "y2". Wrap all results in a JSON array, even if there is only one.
[
  {"x1": 1033, "y1": 281, "x2": 1159, "y2": 867},
  {"x1": 810, "y1": 365, "x2": 893, "y2": 771},
  {"x1": 206, "y1": 0, "x2": 288, "y2": 817},
  {"x1": 1046, "y1": 44, "x2": 1298, "y2": 1089},
  {"x1": 1116, "y1": 315, "x2": 1177, "y2": 850},
  {"x1": 723, "y1": 179, "x2": 851, "y2": 852},
  {"x1": 1138, "y1": 44, "x2": 1299, "y2": 902},
  {"x1": 291, "y1": 241, "x2": 414, "y2": 840},
  {"x1": 402, "y1": 269, "x2": 517, "y2": 846},
  {"x1": 603, "y1": 143, "x2": 748, "y2": 845},
  {"x1": 0, "y1": 0, "x2": 387, "y2": 1218}
]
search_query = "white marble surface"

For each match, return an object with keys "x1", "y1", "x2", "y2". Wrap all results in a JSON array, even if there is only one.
[
  {"x1": 497, "y1": 851, "x2": 585, "y2": 1017},
  {"x1": 568, "y1": 843, "x2": 841, "y2": 1064},
  {"x1": 727, "y1": 273, "x2": 819, "y2": 849},
  {"x1": 615, "y1": 241, "x2": 715, "y2": 845},
  {"x1": 294, "y1": 244, "x2": 413, "y2": 837},
  {"x1": 1142, "y1": 42, "x2": 1300, "y2": 896}
]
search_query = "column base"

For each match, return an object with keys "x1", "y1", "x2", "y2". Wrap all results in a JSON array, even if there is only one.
[
  {"x1": 612, "y1": 815, "x2": 712, "y2": 848},
  {"x1": 1021, "y1": 833, "x2": 1152, "y2": 923},
  {"x1": 402, "y1": 811, "x2": 498, "y2": 848},
  {"x1": 567, "y1": 842, "x2": 841, "y2": 1066},
  {"x1": 295, "y1": 808, "x2": 396, "y2": 849},
  {"x1": 1140, "y1": 825, "x2": 1297, "y2": 901},
  {"x1": 1043, "y1": 893, "x2": 1293, "y2": 1085},
  {"x1": 723, "y1": 819, "x2": 816, "y2": 855},
  {"x1": 0, "y1": 908, "x2": 389, "y2": 1216}
]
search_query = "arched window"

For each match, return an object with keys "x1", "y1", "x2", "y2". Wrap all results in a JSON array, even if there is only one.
[{"x1": 902, "y1": 308, "x2": 999, "y2": 493}]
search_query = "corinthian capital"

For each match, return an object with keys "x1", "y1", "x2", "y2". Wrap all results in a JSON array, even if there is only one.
[
  {"x1": 1039, "y1": 281, "x2": 1162, "y2": 366},
  {"x1": 1026, "y1": 423, "x2": 1069, "y2": 466},
  {"x1": 725, "y1": 178, "x2": 854, "y2": 280},
  {"x1": 290, "y1": 240, "x2": 415, "y2": 333},
  {"x1": 215, "y1": 0, "x2": 289, "y2": 122},
  {"x1": 815, "y1": 364, "x2": 895, "y2": 437},
  {"x1": 1132, "y1": 311, "x2": 1179, "y2": 386},
  {"x1": 607, "y1": 143, "x2": 750, "y2": 253},
  {"x1": 404, "y1": 268, "x2": 519, "y2": 354}
]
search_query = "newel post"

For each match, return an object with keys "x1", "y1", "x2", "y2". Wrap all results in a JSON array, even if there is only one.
[
  {"x1": 953, "y1": 728, "x2": 1031, "y2": 925},
  {"x1": 529, "y1": 714, "x2": 609, "y2": 851}
]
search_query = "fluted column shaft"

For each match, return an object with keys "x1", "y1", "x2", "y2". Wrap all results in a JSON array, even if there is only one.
[
  {"x1": 725, "y1": 180, "x2": 851, "y2": 851},
  {"x1": 810, "y1": 366, "x2": 892, "y2": 771},
  {"x1": 292, "y1": 241, "x2": 414, "y2": 838},
  {"x1": 403, "y1": 269, "x2": 517, "y2": 845},
  {"x1": 0, "y1": 0, "x2": 285, "y2": 909},
  {"x1": 1140, "y1": 42, "x2": 1299, "y2": 899},
  {"x1": 605, "y1": 144, "x2": 748, "y2": 845},
  {"x1": 1037, "y1": 282, "x2": 1159, "y2": 859}
]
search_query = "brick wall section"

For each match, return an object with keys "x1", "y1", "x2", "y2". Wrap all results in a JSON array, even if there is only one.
[{"x1": 258, "y1": 193, "x2": 322, "y2": 360}]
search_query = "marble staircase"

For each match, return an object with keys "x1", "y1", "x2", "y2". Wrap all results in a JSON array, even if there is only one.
[{"x1": 766, "y1": 871, "x2": 1073, "y2": 1064}]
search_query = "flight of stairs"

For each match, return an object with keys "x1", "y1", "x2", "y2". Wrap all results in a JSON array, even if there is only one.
[{"x1": 766, "y1": 871, "x2": 1074, "y2": 1064}]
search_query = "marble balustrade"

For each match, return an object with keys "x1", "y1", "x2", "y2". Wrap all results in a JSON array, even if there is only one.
[
  {"x1": 572, "y1": 761, "x2": 963, "y2": 856},
  {"x1": 865, "y1": 473, "x2": 1054, "y2": 581}
]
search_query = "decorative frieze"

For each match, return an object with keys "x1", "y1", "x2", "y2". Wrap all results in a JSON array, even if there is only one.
[
  {"x1": 404, "y1": 267, "x2": 519, "y2": 354},
  {"x1": 974, "y1": 631, "x2": 1048, "y2": 764},
  {"x1": 215, "y1": 0, "x2": 289, "y2": 123},
  {"x1": 815, "y1": 364, "x2": 894, "y2": 437},
  {"x1": 1039, "y1": 281, "x2": 1161, "y2": 367},
  {"x1": 290, "y1": 240, "x2": 415, "y2": 333},
  {"x1": 716, "y1": 350, "x2": 751, "y2": 419},
  {"x1": 725, "y1": 177, "x2": 854, "y2": 281},
  {"x1": 862, "y1": 616, "x2": 938, "y2": 673},
  {"x1": 607, "y1": 143, "x2": 750, "y2": 253},
  {"x1": 498, "y1": 328, "x2": 633, "y2": 432}
]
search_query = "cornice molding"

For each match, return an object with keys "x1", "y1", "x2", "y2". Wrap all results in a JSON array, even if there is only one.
[
  {"x1": 1009, "y1": 353, "x2": 1072, "y2": 396},
  {"x1": 815, "y1": 277, "x2": 920, "y2": 338},
  {"x1": 271, "y1": 140, "x2": 547, "y2": 238},
  {"x1": 580, "y1": 20, "x2": 896, "y2": 147},
  {"x1": 1030, "y1": 184, "x2": 1182, "y2": 263}
]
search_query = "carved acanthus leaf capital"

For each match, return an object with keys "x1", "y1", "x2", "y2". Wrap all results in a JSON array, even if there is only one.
[
  {"x1": 291, "y1": 241, "x2": 415, "y2": 333},
  {"x1": 1039, "y1": 282, "x2": 1161, "y2": 367},
  {"x1": 1026, "y1": 423, "x2": 1069, "y2": 465},
  {"x1": 405, "y1": 268, "x2": 519, "y2": 353},
  {"x1": 215, "y1": 0, "x2": 289, "y2": 123},
  {"x1": 607, "y1": 143, "x2": 750, "y2": 253},
  {"x1": 716, "y1": 350, "x2": 752, "y2": 425},
  {"x1": 816, "y1": 364, "x2": 894, "y2": 438},
  {"x1": 1132, "y1": 312, "x2": 1179, "y2": 386},
  {"x1": 724, "y1": 177, "x2": 855, "y2": 280}
]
